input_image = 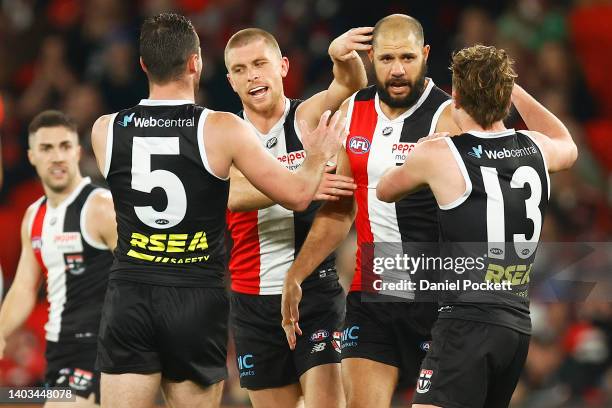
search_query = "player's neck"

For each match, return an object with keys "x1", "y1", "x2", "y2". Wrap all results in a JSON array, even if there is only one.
[
  {"x1": 243, "y1": 96, "x2": 286, "y2": 135},
  {"x1": 147, "y1": 81, "x2": 195, "y2": 102},
  {"x1": 44, "y1": 174, "x2": 84, "y2": 208},
  {"x1": 457, "y1": 112, "x2": 506, "y2": 134}
]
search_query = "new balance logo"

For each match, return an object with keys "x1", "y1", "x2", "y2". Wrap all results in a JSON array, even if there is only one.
[
  {"x1": 468, "y1": 145, "x2": 482, "y2": 158},
  {"x1": 118, "y1": 112, "x2": 135, "y2": 127}
]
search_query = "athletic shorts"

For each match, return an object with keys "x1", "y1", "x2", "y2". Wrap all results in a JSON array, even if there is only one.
[
  {"x1": 96, "y1": 279, "x2": 229, "y2": 386},
  {"x1": 412, "y1": 318, "x2": 530, "y2": 408},
  {"x1": 45, "y1": 340, "x2": 100, "y2": 403},
  {"x1": 342, "y1": 292, "x2": 438, "y2": 388},
  {"x1": 230, "y1": 280, "x2": 345, "y2": 390}
]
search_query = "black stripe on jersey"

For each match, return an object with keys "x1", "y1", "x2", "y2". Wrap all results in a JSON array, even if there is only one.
[
  {"x1": 355, "y1": 85, "x2": 377, "y2": 101},
  {"x1": 395, "y1": 85, "x2": 450, "y2": 243},
  {"x1": 61, "y1": 184, "x2": 112, "y2": 342}
]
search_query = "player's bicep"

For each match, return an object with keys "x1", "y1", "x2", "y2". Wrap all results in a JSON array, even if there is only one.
[
  {"x1": 13, "y1": 210, "x2": 43, "y2": 294},
  {"x1": 91, "y1": 114, "x2": 112, "y2": 176},
  {"x1": 85, "y1": 191, "x2": 117, "y2": 251},
  {"x1": 529, "y1": 131, "x2": 577, "y2": 173}
]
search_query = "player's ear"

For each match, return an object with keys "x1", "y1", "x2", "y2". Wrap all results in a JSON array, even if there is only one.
[
  {"x1": 187, "y1": 53, "x2": 199, "y2": 74},
  {"x1": 139, "y1": 57, "x2": 148, "y2": 74},
  {"x1": 422, "y1": 44, "x2": 430, "y2": 61},
  {"x1": 280, "y1": 56, "x2": 289, "y2": 78},
  {"x1": 368, "y1": 48, "x2": 374, "y2": 63},
  {"x1": 226, "y1": 73, "x2": 238, "y2": 93},
  {"x1": 27, "y1": 148, "x2": 35, "y2": 166}
]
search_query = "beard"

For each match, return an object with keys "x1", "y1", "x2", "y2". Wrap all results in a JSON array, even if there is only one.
[{"x1": 376, "y1": 62, "x2": 427, "y2": 109}]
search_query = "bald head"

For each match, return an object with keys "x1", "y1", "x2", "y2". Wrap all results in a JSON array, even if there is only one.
[{"x1": 372, "y1": 14, "x2": 424, "y2": 48}]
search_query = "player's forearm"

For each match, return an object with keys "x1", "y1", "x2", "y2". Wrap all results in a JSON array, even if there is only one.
[
  {"x1": 512, "y1": 85, "x2": 573, "y2": 144},
  {"x1": 331, "y1": 53, "x2": 367, "y2": 94},
  {"x1": 228, "y1": 177, "x2": 275, "y2": 212},
  {"x1": 287, "y1": 203, "x2": 354, "y2": 284},
  {"x1": 377, "y1": 168, "x2": 407, "y2": 203},
  {"x1": 287, "y1": 153, "x2": 328, "y2": 211},
  {"x1": 0, "y1": 287, "x2": 37, "y2": 339}
]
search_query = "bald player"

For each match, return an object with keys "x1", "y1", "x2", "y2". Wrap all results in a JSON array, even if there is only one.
[{"x1": 282, "y1": 14, "x2": 461, "y2": 408}]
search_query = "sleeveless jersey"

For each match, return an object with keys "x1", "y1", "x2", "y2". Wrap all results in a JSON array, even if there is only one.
[
  {"x1": 105, "y1": 100, "x2": 229, "y2": 287},
  {"x1": 28, "y1": 178, "x2": 112, "y2": 342},
  {"x1": 345, "y1": 79, "x2": 451, "y2": 292},
  {"x1": 437, "y1": 129, "x2": 550, "y2": 334},
  {"x1": 227, "y1": 98, "x2": 336, "y2": 295}
]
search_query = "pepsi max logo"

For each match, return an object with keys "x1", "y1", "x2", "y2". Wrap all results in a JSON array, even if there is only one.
[
  {"x1": 310, "y1": 329, "x2": 329, "y2": 342},
  {"x1": 348, "y1": 136, "x2": 371, "y2": 154}
]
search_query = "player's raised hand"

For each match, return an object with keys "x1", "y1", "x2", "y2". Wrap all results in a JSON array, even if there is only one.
[
  {"x1": 328, "y1": 27, "x2": 373, "y2": 61},
  {"x1": 300, "y1": 110, "x2": 348, "y2": 162},
  {"x1": 315, "y1": 164, "x2": 357, "y2": 201},
  {"x1": 281, "y1": 277, "x2": 303, "y2": 350}
]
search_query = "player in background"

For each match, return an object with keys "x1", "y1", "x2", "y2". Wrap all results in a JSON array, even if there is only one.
[
  {"x1": 224, "y1": 27, "x2": 368, "y2": 408},
  {"x1": 281, "y1": 14, "x2": 461, "y2": 408},
  {"x1": 90, "y1": 13, "x2": 347, "y2": 408},
  {"x1": 0, "y1": 110, "x2": 116, "y2": 407},
  {"x1": 376, "y1": 44, "x2": 577, "y2": 408}
]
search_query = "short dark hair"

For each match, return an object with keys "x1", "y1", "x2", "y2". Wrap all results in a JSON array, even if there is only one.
[
  {"x1": 28, "y1": 110, "x2": 77, "y2": 135},
  {"x1": 451, "y1": 45, "x2": 517, "y2": 129},
  {"x1": 139, "y1": 13, "x2": 200, "y2": 83}
]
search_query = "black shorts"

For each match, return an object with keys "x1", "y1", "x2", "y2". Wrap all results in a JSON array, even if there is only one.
[
  {"x1": 342, "y1": 292, "x2": 438, "y2": 388},
  {"x1": 412, "y1": 318, "x2": 530, "y2": 408},
  {"x1": 45, "y1": 340, "x2": 100, "y2": 403},
  {"x1": 230, "y1": 280, "x2": 345, "y2": 390},
  {"x1": 96, "y1": 279, "x2": 229, "y2": 386}
]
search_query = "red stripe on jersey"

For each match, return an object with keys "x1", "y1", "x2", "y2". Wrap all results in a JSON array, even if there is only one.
[
  {"x1": 346, "y1": 100, "x2": 377, "y2": 292},
  {"x1": 30, "y1": 201, "x2": 48, "y2": 277},
  {"x1": 227, "y1": 209, "x2": 261, "y2": 294}
]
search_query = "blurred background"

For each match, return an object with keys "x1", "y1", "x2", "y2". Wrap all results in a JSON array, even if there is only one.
[{"x1": 0, "y1": 0, "x2": 610, "y2": 407}]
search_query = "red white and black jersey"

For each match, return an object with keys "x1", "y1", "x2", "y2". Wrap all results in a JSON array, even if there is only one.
[
  {"x1": 28, "y1": 178, "x2": 113, "y2": 343},
  {"x1": 345, "y1": 79, "x2": 450, "y2": 292},
  {"x1": 227, "y1": 98, "x2": 336, "y2": 295}
]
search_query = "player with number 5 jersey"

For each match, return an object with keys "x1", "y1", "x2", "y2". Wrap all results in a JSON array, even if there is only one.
[
  {"x1": 377, "y1": 45, "x2": 578, "y2": 408},
  {"x1": 90, "y1": 13, "x2": 348, "y2": 408}
]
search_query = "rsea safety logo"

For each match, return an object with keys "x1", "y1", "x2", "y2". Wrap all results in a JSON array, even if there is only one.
[{"x1": 348, "y1": 136, "x2": 371, "y2": 154}]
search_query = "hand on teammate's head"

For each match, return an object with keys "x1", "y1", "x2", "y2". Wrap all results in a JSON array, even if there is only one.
[{"x1": 329, "y1": 27, "x2": 374, "y2": 62}]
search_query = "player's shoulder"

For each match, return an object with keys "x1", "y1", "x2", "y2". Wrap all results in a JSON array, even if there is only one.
[
  {"x1": 206, "y1": 111, "x2": 249, "y2": 131},
  {"x1": 92, "y1": 113, "x2": 116, "y2": 135}
]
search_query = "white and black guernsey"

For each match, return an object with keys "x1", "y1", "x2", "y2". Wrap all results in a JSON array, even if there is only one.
[
  {"x1": 104, "y1": 100, "x2": 229, "y2": 287},
  {"x1": 29, "y1": 178, "x2": 112, "y2": 343},
  {"x1": 437, "y1": 129, "x2": 550, "y2": 334},
  {"x1": 227, "y1": 98, "x2": 336, "y2": 295}
]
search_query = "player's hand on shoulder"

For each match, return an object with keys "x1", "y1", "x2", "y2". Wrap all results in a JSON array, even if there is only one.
[
  {"x1": 299, "y1": 110, "x2": 347, "y2": 162},
  {"x1": 315, "y1": 164, "x2": 356, "y2": 201},
  {"x1": 329, "y1": 27, "x2": 373, "y2": 61}
]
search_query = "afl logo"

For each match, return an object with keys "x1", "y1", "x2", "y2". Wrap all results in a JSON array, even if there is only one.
[
  {"x1": 266, "y1": 137, "x2": 278, "y2": 149},
  {"x1": 155, "y1": 219, "x2": 169, "y2": 225},
  {"x1": 521, "y1": 248, "x2": 530, "y2": 256},
  {"x1": 348, "y1": 136, "x2": 371, "y2": 154},
  {"x1": 310, "y1": 329, "x2": 329, "y2": 342}
]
